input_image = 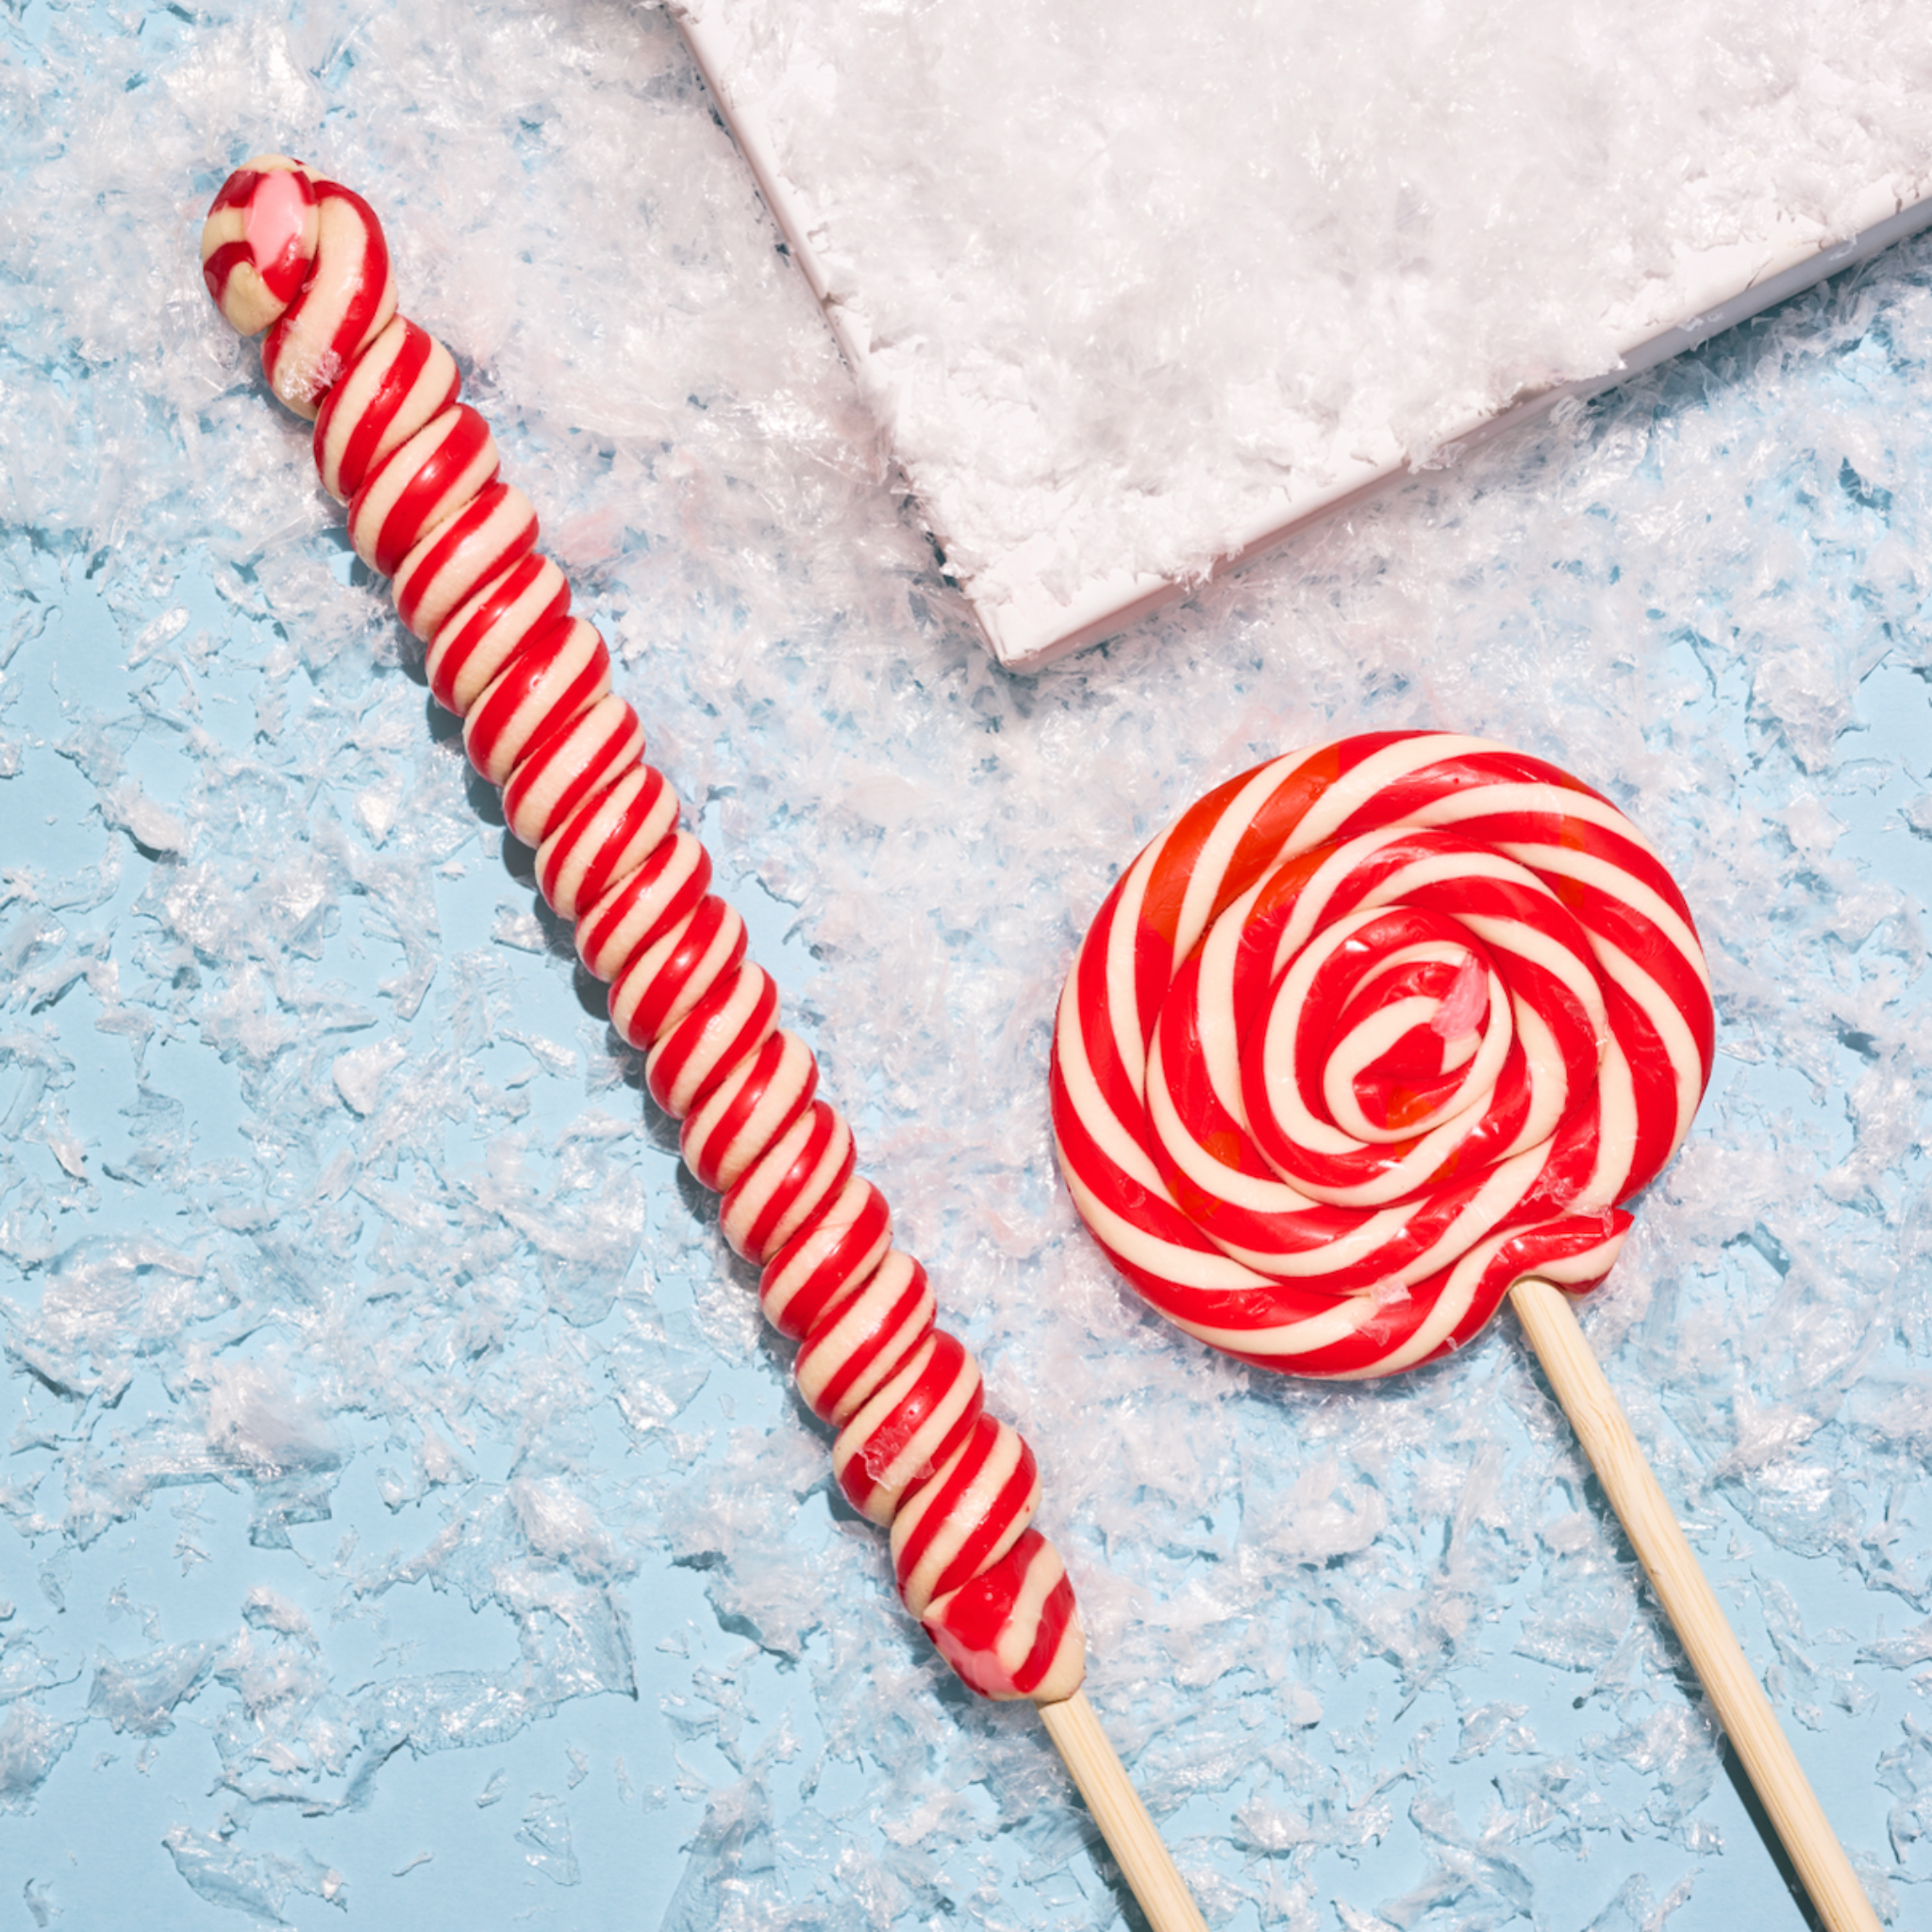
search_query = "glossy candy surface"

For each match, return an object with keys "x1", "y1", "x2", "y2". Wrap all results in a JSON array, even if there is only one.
[
  {"x1": 199, "y1": 158, "x2": 319, "y2": 336},
  {"x1": 198, "y1": 154, "x2": 1083, "y2": 1709},
  {"x1": 1051, "y1": 730, "x2": 1716, "y2": 1378},
  {"x1": 922, "y1": 1531, "x2": 1084, "y2": 1704}
]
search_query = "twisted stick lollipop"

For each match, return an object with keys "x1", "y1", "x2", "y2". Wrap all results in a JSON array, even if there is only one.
[
  {"x1": 1051, "y1": 731, "x2": 1879, "y2": 1932},
  {"x1": 201, "y1": 157, "x2": 1206, "y2": 1930}
]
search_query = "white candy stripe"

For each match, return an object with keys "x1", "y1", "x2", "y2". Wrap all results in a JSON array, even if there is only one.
[
  {"x1": 1174, "y1": 1296, "x2": 1374, "y2": 1359},
  {"x1": 720, "y1": 1100, "x2": 854, "y2": 1264},
  {"x1": 609, "y1": 896, "x2": 745, "y2": 1052},
  {"x1": 313, "y1": 315, "x2": 458, "y2": 503},
  {"x1": 501, "y1": 694, "x2": 642, "y2": 850},
  {"x1": 348, "y1": 405, "x2": 498, "y2": 576},
  {"x1": 1053, "y1": 969, "x2": 1174, "y2": 1203},
  {"x1": 1169, "y1": 756, "x2": 1305, "y2": 964},
  {"x1": 575, "y1": 829, "x2": 708, "y2": 986},
  {"x1": 260, "y1": 183, "x2": 396, "y2": 418},
  {"x1": 1282, "y1": 733, "x2": 1497, "y2": 854},
  {"x1": 891, "y1": 1416, "x2": 1039, "y2": 1618},
  {"x1": 756, "y1": 1175, "x2": 890, "y2": 1338},
  {"x1": 427, "y1": 557, "x2": 571, "y2": 717},
  {"x1": 536, "y1": 760, "x2": 678, "y2": 920},
  {"x1": 1513, "y1": 843, "x2": 1713, "y2": 994},
  {"x1": 1407, "y1": 778, "x2": 1658, "y2": 849},
  {"x1": 1101, "y1": 843, "x2": 1163, "y2": 1096},
  {"x1": 831, "y1": 1331, "x2": 983, "y2": 1527},
  {"x1": 1061, "y1": 1164, "x2": 1280, "y2": 1292},
  {"x1": 683, "y1": 1028, "x2": 817, "y2": 1197},
  {"x1": 392, "y1": 482, "x2": 537, "y2": 642},
  {"x1": 795, "y1": 1249, "x2": 934, "y2": 1424},
  {"x1": 462, "y1": 617, "x2": 608, "y2": 787},
  {"x1": 1190, "y1": 867, "x2": 1271, "y2": 1122},
  {"x1": 645, "y1": 961, "x2": 779, "y2": 1121}
]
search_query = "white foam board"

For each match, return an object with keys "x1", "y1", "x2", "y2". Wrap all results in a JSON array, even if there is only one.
[{"x1": 672, "y1": 1, "x2": 1932, "y2": 668}]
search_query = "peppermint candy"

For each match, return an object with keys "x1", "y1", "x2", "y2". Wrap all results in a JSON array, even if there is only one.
[
  {"x1": 199, "y1": 156, "x2": 1081, "y2": 1707},
  {"x1": 1051, "y1": 731, "x2": 1715, "y2": 1379}
]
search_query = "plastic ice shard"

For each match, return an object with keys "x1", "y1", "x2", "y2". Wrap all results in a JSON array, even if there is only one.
[
  {"x1": 658, "y1": 1776, "x2": 775, "y2": 1932},
  {"x1": 161, "y1": 1826, "x2": 347, "y2": 1922},
  {"x1": 517, "y1": 1797, "x2": 581, "y2": 1885},
  {"x1": 331, "y1": 1039, "x2": 408, "y2": 1115},
  {"x1": 88, "y1": 1641, "x2": 219, "y2": 1737},
  {"x1": 102, "y1": 780, "x2": 189, "y2": 856},
  {"x1": 0, "y1": 1707, "x2": 75, "y2": 1814}
]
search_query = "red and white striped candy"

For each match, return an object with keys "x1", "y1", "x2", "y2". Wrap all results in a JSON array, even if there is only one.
[
  {"x1": 575, "y1": 828, "x2": 710, "y2": 986},
  {"x1": 260, "y1": 180, "x2": 397, "y2": 418},
  {"x1": 537, "y1": 761, "x2": 679, "y2": 921},
  {"x1": 1051, "y1": 731, "x2": 1716, "y2": 1380},
  {"x1": 756, "y1": 1175, "x2": 890, "y2": 1337},
  {"x1": 645, "y1": 962, "x2": 780, "y2": 1120},
  {"x1": 462, "y1": 616, "x2": 609, "y2": 787},
  {"x1": 832, "y1": 1328, "x2": 984, "y2": 1525},
  {"x1": 609, "y1": 893, "x2": 747, "y2": 1053},
  {"x1": 891, "y1": 1413, "x2": 1041, "y2": 1618},
  {"x1": 312, "y1": 315, "x2": 460, "y2": 502},
  {"x1": 794, "y1": 1249, "x2": 935, "y2": 1425},
  {"x1": 922, "y1": 1530, "x2": 1085, "y2": 1704},
  {"x1": 686, "y1": 1029, "x2": 821, "y2": 1197},
  {"x1": 392, "y1": 481, "x2": 539, "y2": 643},
  {"x1": 200, "y1": 158, "x2": 318, "y2": 337},
  {"x1": 501, "y1": 695, "x2": 642, "y2": 850},
  {"x1": 720, "y1": 1098, "x2": 856, "y2": 1265},
  {"x1": 200, "y1": 158, "x2": 1087, "y2": 1714},
  {"x1": 348, "y1": 405, "x2": 498, "y2": 577},
  {"x1": 426, "y1": 555, "x2": 572, "y2": 717}
]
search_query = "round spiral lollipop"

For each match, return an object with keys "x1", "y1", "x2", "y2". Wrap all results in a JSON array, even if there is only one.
[
  {"x1": 1052, "y1": 730, "x2": 1715, "y2": 1376},
  {"x1": 1053, "y1": 730, "x2": 1880, "y2": 1932}
]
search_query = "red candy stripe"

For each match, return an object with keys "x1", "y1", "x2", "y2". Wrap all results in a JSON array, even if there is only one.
[
  {"x1": 922, "y1": 1530, "x2": 1085, "y2": 1704},
  {"x1": 831, "y1": 1329, "x2": 984, "y2": 1526},
  {"x1": 426, "y1": 554, "x2": 572, "y2": 716},
  {"x1": 576, "y1": 831, "x2": 710, "y2": 988},
  {"x1": 348, "y1": 405, "x2": 499, "y2": 577},
  {"x1": 312, "y1": 315, "x2": 459, "y2": 503},
  {"x1": 501, "y1": 695, "x2": 643, "y2": 850},
  {"x1": 608, "y1": 893, "x2": 746, "y2": 1051},
  {"x1": 644, "y1": 962, "x2": 780, "y2": 1120},
  {"x1": 200, "y1": 159, "x2": 318, "y2": 336},
  {"x1": 794, "y1": 1249, "x2": 936, "y2": 1425},
  {"x1": 890, "y1": 1414, "x2": 1040, "y2": 1618},
  {"x1": 720, "y1": 1099, "x2": 856, "y2": 1266},
  {"x1": 392, "y1": 481, "x2": 539, "y2": 642},
  {"x1": 462, "y1": 616, "x2": 609, "y2": 787},
  {"x1": 260, "y1": 180, "x2": 397, "y2": 419},
  {"x1": 686, "y1": 1029, "x2": 820, "y2": 1198},
  {"x1": 757, "y1": 1176, "x2": 891, "y2": 1340},
  {"x1": 537, "y1": 761, "x2": 679, "y2": 921}
]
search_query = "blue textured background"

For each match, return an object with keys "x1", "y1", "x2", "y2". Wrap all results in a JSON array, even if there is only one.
[{"x1": 3, "y1": 5, "x2": 1930, "y2": 1929}]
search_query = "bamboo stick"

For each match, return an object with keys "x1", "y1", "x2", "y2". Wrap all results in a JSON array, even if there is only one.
[
  {"x1": 1508, "y1": 1277, "x2": 1878, "y2": 1932},
  {"x1": 1037, "y1": 1690, "x2": 1211, "y2": 1932}
]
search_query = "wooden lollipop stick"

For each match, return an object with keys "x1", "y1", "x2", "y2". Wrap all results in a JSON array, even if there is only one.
[
  {"x1": 1509, "y1": 1278, "x2": 1878, "y2": 1932},
  {"x1": 1037, "y1": 1690, "x2": 1211, "y2": 1932}
]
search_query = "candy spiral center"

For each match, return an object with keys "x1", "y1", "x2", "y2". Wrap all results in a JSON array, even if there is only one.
[{"x1": 1246, "y1": 913, "x2": 1509, "y2": 1157}]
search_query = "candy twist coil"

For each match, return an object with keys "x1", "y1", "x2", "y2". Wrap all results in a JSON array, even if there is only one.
[
  {"x1": 1051, "y1": 731, "x2": 1716, "y2": 1378},
  {"x1": 201, "y1": 157, "x2": 1081, "y2": 1705}
]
